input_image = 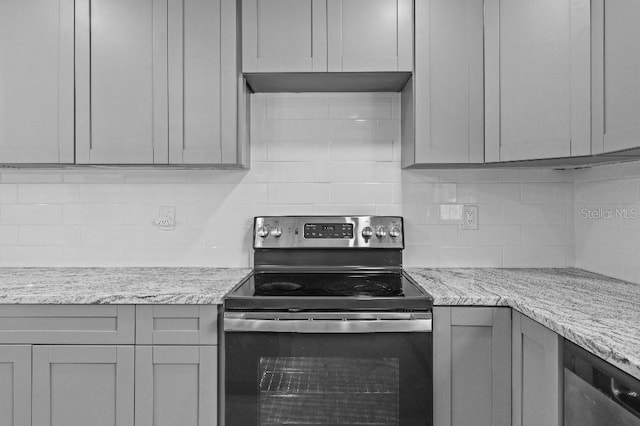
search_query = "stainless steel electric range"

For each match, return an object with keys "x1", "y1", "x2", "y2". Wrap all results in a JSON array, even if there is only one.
[{"x1": 223, "y1": 216, "x2": 433, "y2": 426}]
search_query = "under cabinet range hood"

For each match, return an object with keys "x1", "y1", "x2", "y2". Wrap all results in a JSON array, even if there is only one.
[{"x1": 244, "y1": 72, "x2": 412, "y2": 93}]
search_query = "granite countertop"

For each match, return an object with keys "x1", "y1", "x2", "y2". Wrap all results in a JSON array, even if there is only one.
[
  {"x1": 0, "y1": 268, "x2": 251, "y2": 304},
  {"x1": 405, "y1": 268, "x2": 640, "y2": 381},
  {"x1": 0, "y1": 266, "x2": 638, "y2": 380}
]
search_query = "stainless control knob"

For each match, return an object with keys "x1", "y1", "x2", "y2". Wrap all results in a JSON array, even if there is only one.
[
  {"x1": 376, "y1": 226, "x2": 387, "y2": 238},
  {"x1": 389, "y1": 225, "x2": 401, "y2": 238},
  {"x1": 257, "y1": 226, "x2": 270, "y2": 238},
  {"x1": 361, "y1": 226, "x2": 373, "y2": 239},
  {"x1": 271, "y1": 226, "x2": 283, "y2": 238}
]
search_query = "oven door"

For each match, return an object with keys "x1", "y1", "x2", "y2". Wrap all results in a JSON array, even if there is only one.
[{"x1": 223, "y1": 312, "x2": 432, "y2": 426}]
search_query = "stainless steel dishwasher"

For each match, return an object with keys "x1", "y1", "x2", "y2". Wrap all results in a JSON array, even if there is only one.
[{"x1": 564, "y1": 340, "x2": 640, "y2": 425}]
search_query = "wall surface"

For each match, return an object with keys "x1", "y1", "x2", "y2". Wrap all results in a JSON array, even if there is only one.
[
  {"x1": 574, "y1": 161, "x2": 640, "y2": 283},
  {"x1": 0, "y1": 93, "x2": 575, "y2": 267}
]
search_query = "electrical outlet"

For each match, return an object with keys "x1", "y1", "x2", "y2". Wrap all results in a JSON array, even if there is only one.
[
  {"x1": 462, "y1": 205, "x2": 478, "y2": 230},
  {"x1": 154, "y1": 206, "x2": 176, "y2": 230}
]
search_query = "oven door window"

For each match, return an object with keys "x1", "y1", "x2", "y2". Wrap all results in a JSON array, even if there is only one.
[
  {"x1": 225, "y1": 332, "x2": 432, "y2": 426},
  {"x1": 259, "y1": 357, "x2": 399, "y2": 425}
]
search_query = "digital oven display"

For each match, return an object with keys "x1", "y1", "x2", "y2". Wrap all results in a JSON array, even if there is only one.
[{"x1": 304, "y1": 223, "x2": 354, "y2": 239}]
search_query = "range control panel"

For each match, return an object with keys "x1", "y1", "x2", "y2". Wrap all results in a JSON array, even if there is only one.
[
  {"x1": 254, "y1": 216, "x2": 404, "y2": 249},
  {"x1": 303, "y1": 223, "x2": 354, "y2": 239}
]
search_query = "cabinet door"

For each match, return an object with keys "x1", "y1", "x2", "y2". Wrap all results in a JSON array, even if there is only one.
[
  {"x1": 135, "y1": 346, "x2": 217, "y2": 426},
  {"x1": 0, "y1": 346, "x2": 31, "y2": 426},
  {"x1": 401, "y1": 0, "x2": 484, "y2": 166},
  {"x1": 512, "y1": 312, "x2": 562, "y2": 426},
  {"x1": 592, "y1": 0, "x2": 640, "y2": 154},
  {"x1": 485, "y1": 0, "x2": 591, "y2": 162},
  {"x1": 0, "y1": 0, "x2": 74, "y2": 163},
  {"x1": 327, "y1": 0, "x2": 412, "y2": 72},
  {"x1": 168, "y1": 0, "x2": 241, "y2": 164},
  {"x1": 242, "y1": 0, "x2": 327, "y2": 72},
  {"x1": 32, "y1": 345, "x2": 135, "y2": 426},
  {"x1": 433, "y1": 307, "x2": 511, "y2": 426},
  {"x1": 75, "y1": 0, "x2": 168, "y2": 164}
]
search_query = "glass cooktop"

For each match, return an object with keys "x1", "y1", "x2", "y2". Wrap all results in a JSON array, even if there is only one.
[
  {"x1": 224, "y1": 271, "x2": 433, "y2": 312},
  {"x1": 254, "y1": 272, "x2": 405, "y2": 297}
]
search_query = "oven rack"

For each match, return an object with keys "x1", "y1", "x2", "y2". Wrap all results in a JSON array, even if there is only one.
[{"x1": 259, "y1": 356, "x2": 399, "y2": 394}]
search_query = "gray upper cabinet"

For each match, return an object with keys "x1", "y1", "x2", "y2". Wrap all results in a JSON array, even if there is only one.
[
  {"x1": 169, "y1": 0, "x2": 244, "y2": 165},
  {"x1": 484, "y1": 0, "x2": 591, "y2": 162},
  {"x1": 401, "y1": 0, "x2": 484, "y2": 166},
  {"x1": 76, "y1": 0, "x2": 246, "y2": 166},
  {"x1": 75, "y1": 0, "x2": 167, "y2": 165},
  {"x1": 433, "y1": 307, "x2": 511, "y2": 426},
  {"x1": 242, "y1": 0, "x2": 327, "y2": 72},
  {"x1": 327, "y1": 0, "x2": 413, "y2": 72},
  {"x1": 0, "y1": 0, "x2": 74, "y2": 164},
  {"x1": 242, "y1": 0, "x2": 412, "y2": 73},
  {"x1": 591, "y1": 0, "x2": 640, "y2": 155},
  {"x1": 512, "y1": 312, "x2": 562, "y2": 426}
]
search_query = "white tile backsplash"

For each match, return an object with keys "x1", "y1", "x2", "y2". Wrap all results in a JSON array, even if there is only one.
[
  {"x1": 574, "y1": 161, "x2": 640, "y2": 283},
  {"x1": 456, "y1": 183, "x2": 521, "y2": 204},
  {"x1": 439, "y1": 247, "x2": 503, "y2": 267},
  {"x1": 0, "y1": 226, "x2": 19, "y2": 246},
  {"x1": 502, "y1": 246, "x2": 569, "y2": 267},
  {"x1": 0, "y1": 185, "x2": 18, "y2": 203},
  {"x1": 1, "y1": 204, "x2": 63, "y2": 225},
  {"x1": 0, "y1": 93, "x2": 580, "y2": 269}
]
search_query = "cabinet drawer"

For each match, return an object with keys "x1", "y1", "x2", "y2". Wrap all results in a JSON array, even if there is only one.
[
  {"x1": 0, "y1": 305, "x2": 135, "y2": 344},
  {"x1": 135, "y1": 306, "x2": 217, "y2": 345}
]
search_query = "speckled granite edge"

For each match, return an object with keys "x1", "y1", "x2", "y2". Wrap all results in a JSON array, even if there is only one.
[
  {"x1": 0, "y1": 267, "x2": 252, "y2": 304},
  {"x1": 406, "y1": 268, "x2": 640, "y2": 381}
]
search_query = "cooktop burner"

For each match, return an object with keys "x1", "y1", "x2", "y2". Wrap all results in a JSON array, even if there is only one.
[
  {"x1": 258, "y1": 281, "x2": 305, "y2": 294},
  {"x1": 324, "y1": 280, "x2": 401, "y2": 297}
]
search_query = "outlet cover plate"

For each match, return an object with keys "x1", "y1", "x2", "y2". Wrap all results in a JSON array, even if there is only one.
[{"x1": 463, "y1": 205, "x2": 478, "y2": 230}]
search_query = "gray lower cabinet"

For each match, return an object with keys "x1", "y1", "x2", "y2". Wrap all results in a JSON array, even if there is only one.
[
  {"x1": 433, "y1": 307, "x2": 511, "y2": 426},
  {"x1": 0, "y1": 305, "x2": 135, "y2": 345},
  {"x1": 32, "y1": 345, "x2": 135, "y2": 426},
  {"x1": 0, "y1": 305, "x2": 219, "y2": 426},
  {"x1": 136, "y1": 305, "x2": 217, "y2": 345},
  {"x1": 135, "y1": 305, "x2": 218, "y2": 426},
  {"x1": 0, "y1": 346, "x2": 31, "y2": 426},
  {"x1": 511, "y1": 312, "x2": 562, "y2": 426},
  {"x1": 135, "y1": 346, "x2": 217, "y2": 426}
]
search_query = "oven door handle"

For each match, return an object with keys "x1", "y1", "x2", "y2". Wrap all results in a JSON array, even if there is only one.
[{"x1": 223, "y1": 312, "x2": 432, "y2": 333}]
